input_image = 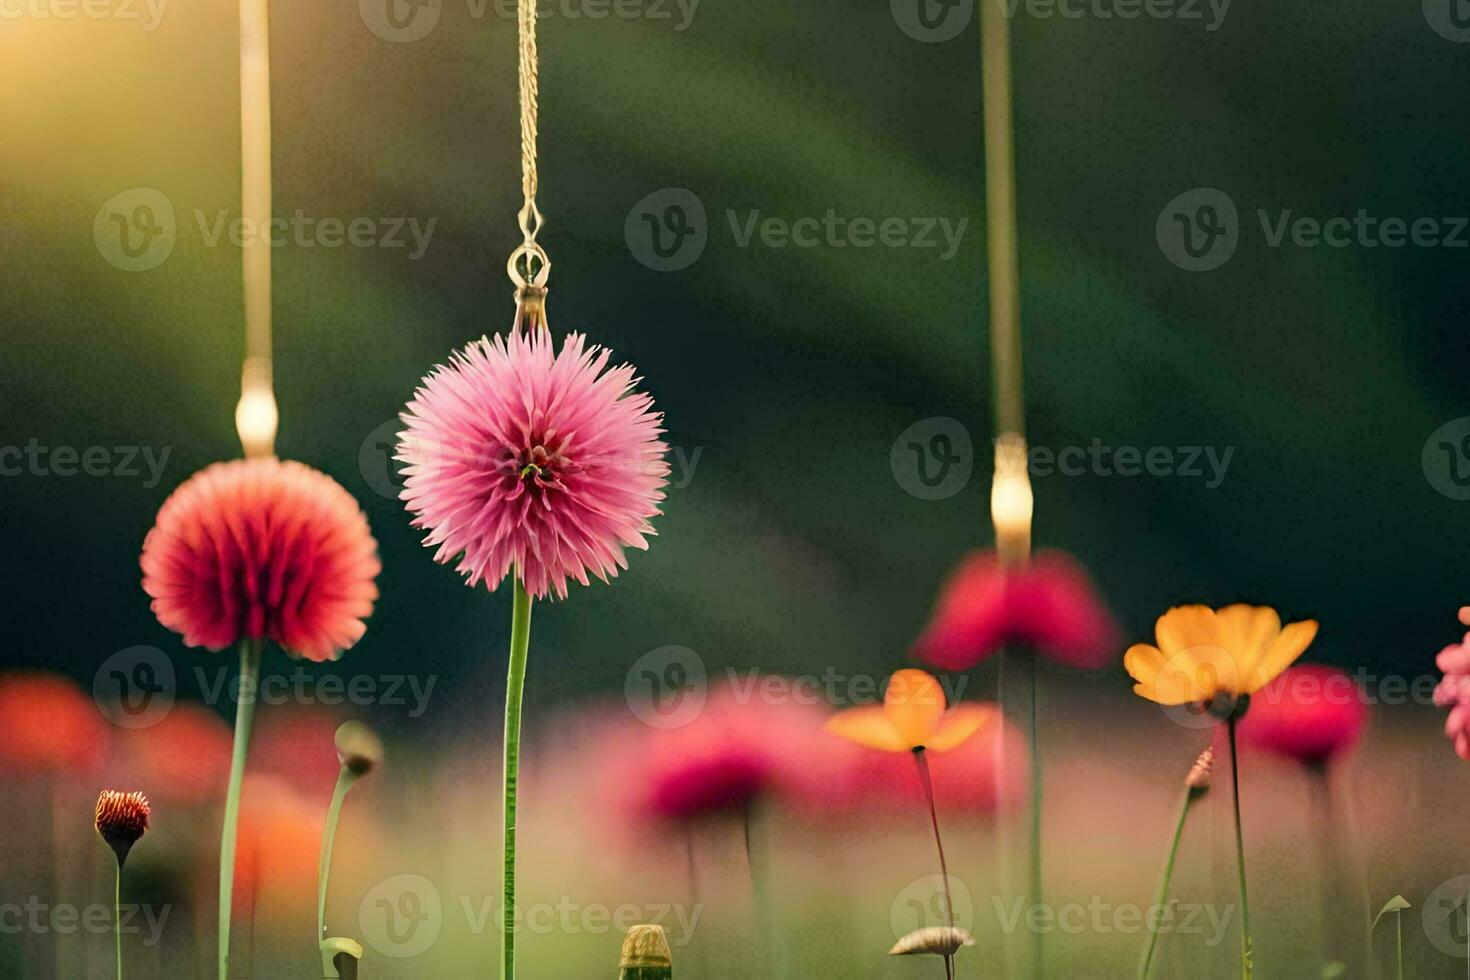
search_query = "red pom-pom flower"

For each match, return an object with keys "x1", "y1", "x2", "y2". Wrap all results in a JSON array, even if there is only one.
[{"x1": 141, "y1": 458, "x2": 380, "y2": 662}]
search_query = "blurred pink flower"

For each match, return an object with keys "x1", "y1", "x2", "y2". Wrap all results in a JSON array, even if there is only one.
[
  {"x1": 913, "y1": 549, "x2": 1120, "y2": 670},
  {"x1": 398, "y1": 330, "x2": 669, "y2": 600},
  {"x1": 1238, "y1": 664, "x2": 1367, "y2": 765},
  {"x1": 140, "y1": 458, "x2": 380, "y2": 662},
  {"x1": 613, "y1": 685, "x2": 830, "y2": 829},
  {"x1": 1434, "y1": 607, "x2": 1470, "y2": 759}
]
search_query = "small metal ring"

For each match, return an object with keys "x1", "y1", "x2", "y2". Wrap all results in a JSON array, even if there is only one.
[{"x1": 506, "y1": 241, "x2": 550, "y2": 288}]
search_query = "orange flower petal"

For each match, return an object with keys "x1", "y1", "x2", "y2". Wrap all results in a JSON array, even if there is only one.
[
  {"x1": 926, "y1": 704, "x2": 994, "y2": 752},
  {"x1": 824, "y1": 705, "x2": 909, "y2": 752},
  {"x1": 1245, "y1": 620, "x2": 1318, "y2": 693},
  {"x1": 883, "y1": 669, "x2": 948, "y2": 747},
  {"x1": 1217, "y1": 604, "x2": 1282, "y2": 685}
]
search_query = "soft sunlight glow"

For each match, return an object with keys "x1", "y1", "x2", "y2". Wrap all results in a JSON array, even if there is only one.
[
  {"x1": 990, "y1": 433, "x2": 1032, "y2": 567},
  {"x1": 235, "y1": 383, "x2": 278, "y2": 459}
]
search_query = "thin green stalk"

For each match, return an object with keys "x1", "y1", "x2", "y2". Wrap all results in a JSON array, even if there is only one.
[
  {"x1": 219, "y1": 638, "x2": 262, "y2": 980},
  {"x1": 1027, "y1": 654, "x2": 1043, "y2": 977},
  {"x1": 502, "y1": 577, "x2": 534, "y2": 980},
  {"x1": 913, "y1": 748, "x2": 953, "y2": 927},
  {"x1": 1395, "y1": 910, "x2": 1402, "y2": 980},
  {"x1": 114, "y1": 861, "x2": 123, "y2": 980},
  {"x1": 1227, "y1": 717, "x2": 1253, "y2": 980},
  {"x1": 317, "y1": 766, "x2": 355, "y2": 944},
  {"x1": 1138, "y1": 789, "x2": 1195, "y2": 979}
]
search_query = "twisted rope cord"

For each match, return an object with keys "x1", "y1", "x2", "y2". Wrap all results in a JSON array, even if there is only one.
[{"x1": 508, "y1": 0, "x2": 549, "y2": 287}]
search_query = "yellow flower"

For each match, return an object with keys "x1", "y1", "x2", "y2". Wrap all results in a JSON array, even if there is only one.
[
  {"x1": 824, "y1": 668, "x2": 991, "y2": 752},
  {"x1": 1125, "y1": 604, "x2": 1318, "y2": 708}
]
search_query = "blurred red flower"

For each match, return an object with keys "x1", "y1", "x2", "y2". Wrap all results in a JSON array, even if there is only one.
[
  {"x1": 140, "y1": 457, "x2": 380, "y2": 662},
  {"x1": 232, "y1": 775, "x2": 324, "y2": 914},
  {"x1": 913, "y1": 550, "x2": 1120, "y2": 671},
  {"x1": 1238, "y1": 663, "x2": 1367, "y2": 765},
  {"x1": 248, "y1": 705, "x2": 348, "y2": 803},
  {"x1": 116, "y1": 702, "x2": 233, "y2": 807},
  {"x1": 0, "y1": 672, "x2": 109, "y2": 777}
]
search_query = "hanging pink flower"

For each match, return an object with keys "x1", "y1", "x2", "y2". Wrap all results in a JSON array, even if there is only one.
[
  {"x1": 397, "y1": 330, "x2": 669, "y2": 600},
  {"x1": 913, "y1": 549, "x2": 1120, "y2": 671},
  {"x1": 140, "y1": 458, "x2": 380, "y2": 662},
  {"x1": 1237, "y1": 663, "x2": 1367, "y2": 765},
  {"x1": 1434, "y1": 608, "x2": 1470, "y2": 759}
]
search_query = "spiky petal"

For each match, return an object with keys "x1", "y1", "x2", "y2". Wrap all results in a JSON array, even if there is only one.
[
  {"x1": 95, "y1": 790, "x2": 150, "y2": 865},
  {"x1": 398, "y1": 331, "x2": 669, "y2": 600}
]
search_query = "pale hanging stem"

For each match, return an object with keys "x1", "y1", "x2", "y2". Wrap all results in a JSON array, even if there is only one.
[{"x1": 237, "y1": 0, "x2": 276, "y2": 460}]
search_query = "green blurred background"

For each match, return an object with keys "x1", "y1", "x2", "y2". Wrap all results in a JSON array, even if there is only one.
[{"x1": 3, "y1": 0, "x2": 1470, "y2": 976}]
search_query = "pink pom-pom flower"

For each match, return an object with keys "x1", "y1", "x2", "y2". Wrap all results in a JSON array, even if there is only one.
[
  {"x1": 1434, "y1": 607, "x2": 1470, "y2": 759},
  {"x1": 1238, "y1": 663, "x2": 1367, "y2": 766},
  {"x1": 141, "y1": 458, "x2": 380, "y2": 662},
  {"x1": 397, "y1": 330, "x2": 669, "y2": 600},
  {"x1": 913, "y1": 549, "x2": 1120, "y2": 671}
]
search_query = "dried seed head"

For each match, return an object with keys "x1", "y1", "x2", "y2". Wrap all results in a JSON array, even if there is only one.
[
  {"x1": 888, "y1": 926, "x2": 976, "y2": 957},
  {"x1": 95, "y1": 790, "x2": 150, "y2": 865},
  {"x1": 619, "y1": 924, "x2": 672, "y2": 969},
  {"x1": 1186, "y1": 745, "x2": 1214, "y2": 794},
  {"x1": 334, "y1": 721, "x2": 383, "y2": 777}
]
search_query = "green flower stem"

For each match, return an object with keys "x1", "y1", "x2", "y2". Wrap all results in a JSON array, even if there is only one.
[
  {"x1": 502, "y1": 577, "x2": 534, "y2": 980},
  {"x1": 1227, "y1": 716, "x2": 1253, "y2": 980},
  {"x1": 218, "y1": 638, "x2": 262, "y2": 980},
  {"x1": 1027, "y1": 654, "x2": 1043, "y2": 978},
  {"x1": 1137, "y1": 788, "x2": 1197, "y2": 979},
  {"x1": 317, "y1": 766, "x2": 356, "y2": 945},
  {"x1": 912, "y1": 748, "x2": 953, "y2": 928},
  {"x1": 114, "y1": 860, "x2": 123, "y2": 980}
]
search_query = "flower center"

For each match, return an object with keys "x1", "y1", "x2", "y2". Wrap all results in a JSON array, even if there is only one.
[{"x1": 514, "y1": 443, "x2": 569, "y2": 491}]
